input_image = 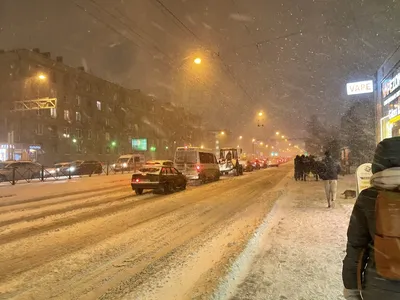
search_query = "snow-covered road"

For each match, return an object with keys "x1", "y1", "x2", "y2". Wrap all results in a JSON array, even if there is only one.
[{"x1": 0, "y1": 165, "x2": 291, "y2": 300}]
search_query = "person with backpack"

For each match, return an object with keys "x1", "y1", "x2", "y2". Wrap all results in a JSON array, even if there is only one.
[
  {"x1": 320, "y1": 150, "x2": 341, "y2": 208},
  {"x1": 342, "y1": 137, "x2": 400, "y2": 300}
]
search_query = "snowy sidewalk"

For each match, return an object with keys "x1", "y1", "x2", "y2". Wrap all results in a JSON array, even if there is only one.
[{"x1": 229, "y1": 175, "x2": 357, "y2": 300}]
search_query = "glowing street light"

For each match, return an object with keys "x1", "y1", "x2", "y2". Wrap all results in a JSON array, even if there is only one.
[
  {"x1": 276, "y1": 131, "x2": 280, "y2": 135},
  {"x1": 252, "y1": 138, "x2": 256, "y2": 142},
  {"x1": 220, "y1": 131, "x2": 225, "y2": 135},
  {"x1": 260, "y1": 142, "x2": 264, "y2": 146},
  {"x1": 72, "y1": 138, "x2": 77, "y2": 143},
  {"x1": 265, "y1": 145, "x2": 269, "y2": 148},
  {"x1": 194, "y1": 57, "x2": 202, "y2": 65},
  {"x1": 38, "y1": 74, "x2": 46, "y2": 80},
  {"x1": 281, "y1": 135, "x2": 285, "y2": 139},
  {"x1": 258, "y1": 112, "x2": 263, "y2": 117},
  {"x1": 239, "y1": 136, "x2": 243, "y2": 140}
]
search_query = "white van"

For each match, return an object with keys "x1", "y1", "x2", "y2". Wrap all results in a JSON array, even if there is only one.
[
  {"x1": 174, "y1": 147, "x2": 220, "y2": 182},
  {"x1": 113, "y1": 154, "x2": 145, "y2": 172}
]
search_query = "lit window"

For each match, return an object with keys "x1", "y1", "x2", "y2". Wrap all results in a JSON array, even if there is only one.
[
  {"x1": 76, "y1": 111, "x2": 81, "y2": 122},
  {"x1": 64, "y1": 110, "x2": 70, "y2": 120},
  {"x1": 50, "y1": 108, "x2": 57, "y2": 118},
  {"x1": 96, "y1": 101, "x2": 101, "y2": 110},
  {"x1": 63, "y1": 127, "x2": 70, "y2": 135},
  {"x1": 76, "y1": 95, "x2": 81, "y2": 106},
  {"x1": 88, "y1": 130, "x2": 92, "y2": 140},
  {"x1": 105, "y1": 132, "x2": 110, "y2": 141},
  {"x1": 36, "y1": 124, "x2": 44, "y2": 135},
  {"x1": 105, "y1": 118, "x2": 110, "y2": 126},
  {"x1": 76, "y1": 128, "x2": 82, "y2": 138}
]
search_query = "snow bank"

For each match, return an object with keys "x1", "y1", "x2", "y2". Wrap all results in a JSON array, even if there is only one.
[{"x1": 214, "y1": 175, "x2": 356, "y2": 300}]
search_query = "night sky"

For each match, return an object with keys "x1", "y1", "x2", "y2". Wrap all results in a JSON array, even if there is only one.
[{"x1": 0, "y1": 0, "x2": 399, "y2": 141}]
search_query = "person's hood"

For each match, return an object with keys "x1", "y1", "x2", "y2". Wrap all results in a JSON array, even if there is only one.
[
  {"x1": 371, "y1": 167, "x2": 400, "y2": 190},
  {"x1": 372, "y1": 137, "x2": 400, "y2": 174}
]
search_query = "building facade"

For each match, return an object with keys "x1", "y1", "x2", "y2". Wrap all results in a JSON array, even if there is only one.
[
  {"x1": 0, "y1": 49, "x2": 206, "y2": 165},
  {"x1": 376, "y1": 46, "x2": 400, "y2": 143}
]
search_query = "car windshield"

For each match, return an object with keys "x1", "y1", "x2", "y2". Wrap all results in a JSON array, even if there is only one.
[
  {"x1": 117, "y1": 158, "x2": 130, "y2": 163},
  {"x1": 175, "y1": 151, "x2": 197, "y2": 164}
]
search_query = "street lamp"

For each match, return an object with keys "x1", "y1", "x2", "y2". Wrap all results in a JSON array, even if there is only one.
[
  {"x1": 239, "y1": 136, "x2": 243, "y2": 140},
  {"x1": 276, "y1": 132, "x2": 280, "y2": 135},
  {"x1": 220, "y1": 131, "x2": 225, "y2": 135},
  {"x1": 252, "y1": 138, "x2": 256, "y2": 142},
  {"x1": 194, "y1": 57, "x2": 202, "y2": 65},
  {"x1": 72, "y1": 138, "x2": 77, "y2": 143},
  {"x1": 281, "y1": 135, "x2": 285, "y2": 139},
  {"x1": 258, "y1": 112, "x2": 263, "y2": 117},
  {"x1": 38, "y1": 74, "x2": 46, "y2": 80}
]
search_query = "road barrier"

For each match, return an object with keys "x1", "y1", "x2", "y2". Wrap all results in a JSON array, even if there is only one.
[{"x1": 0, "y1": 162, "x2": 135, "y2": 186}]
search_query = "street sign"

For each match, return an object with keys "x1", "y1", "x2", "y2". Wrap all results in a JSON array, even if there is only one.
[
  {"x1": 355, "y1": 163, "x2": 372, "y2": 196},
  {"x1": 346, "y1": 80, "x2": 374, "y2": 95}
]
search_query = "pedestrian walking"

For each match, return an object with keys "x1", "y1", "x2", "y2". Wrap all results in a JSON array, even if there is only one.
[
  {"x1": 320, "y1": 151, "x2": 341, "y2": 208},
  {"x1": 294, "y1": 155, "x2": 301, "y2": 180},
  {"x1": 342, "y1": 137, "x2": 400, "y2": 300}
]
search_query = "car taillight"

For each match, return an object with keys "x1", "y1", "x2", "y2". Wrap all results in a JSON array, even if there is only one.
[
  {"x1": 196, "y1": 165, "x2": 201, "y2": 172},
  {"x1": 133, "y1": 178, "x2": 140, "y2": 183}
]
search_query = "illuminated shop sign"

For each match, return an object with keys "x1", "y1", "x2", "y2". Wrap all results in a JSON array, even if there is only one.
[
  {"x1": 346, "y1": 80, "x2": 374, "y2": 95},
  {"x1": 29, "y1": 145, "x2": 42, "y2": 150},
  {"x1": 382, "y1": 71, "x2": 400, "y2": 98}
]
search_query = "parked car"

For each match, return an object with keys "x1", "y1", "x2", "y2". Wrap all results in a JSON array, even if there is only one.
[
  {"x1": 113, "y1": 154, "x2": 146, "y2": 172},
  {"x1": 131, "y1": 165, "x2": 187, "y2": 195},
  {"x1": 145, "y1": 160, "x2": 174, "y2": 167},
  {"x1": 54, "y1": 160, "x2": 83, "y2": 176},
  {"x1": 0, "y1": 161, "x2": 42, "y2": 182},
  {"x1": 75, "y1": 160, "x2": 103, "y2": 175}
]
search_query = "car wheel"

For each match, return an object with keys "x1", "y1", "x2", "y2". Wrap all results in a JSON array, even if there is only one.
[
  {"x1": 215, "y1": 171, "x2": 220, "y2": 181},
  {"x1": 182, "y1": 183, "x2": 187, "y2": 190},
  {"x1": 163, "y1": 183, "x2": 172, "y2": 194},
  {"x1": 135, "y1": 188, "x2": 144, "y2": 195},
  {"x1": 200, "y1": 174, "x2": 207, "y2": 184}
]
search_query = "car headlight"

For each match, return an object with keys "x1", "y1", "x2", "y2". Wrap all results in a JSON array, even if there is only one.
[
  {"x1": 112, "y1": 164, "x2": 116, "y2": 168},
  {"x1": 69, "y1": 166, "x2": 75, "y2": 172},
  {"x1": 122, "y1": 163, "x2": 128, "y2": 168}
]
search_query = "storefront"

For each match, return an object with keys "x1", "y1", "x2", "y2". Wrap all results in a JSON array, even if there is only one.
[
  {"x1": 376, "y1": 47, "x2": 400, "y2": 142},
  {"x1": 0, "y1": 143, "x2": 41, "y2": 162}
]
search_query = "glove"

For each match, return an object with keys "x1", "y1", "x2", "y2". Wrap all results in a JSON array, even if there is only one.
[{"x1": 343, "y1": 288, "x2": 362, "y2": 300}]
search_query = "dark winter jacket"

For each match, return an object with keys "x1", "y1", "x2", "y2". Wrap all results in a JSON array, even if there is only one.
[
  {"x1": 342, "y1": 137, "x2": 400, "y2": 300},
  {"x1": 321, "y1": 156, "x2": 341, "y2": 180}
]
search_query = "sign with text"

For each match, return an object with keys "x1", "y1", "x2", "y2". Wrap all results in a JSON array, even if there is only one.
[
  {"x1": 356, "y1": 163, "x2": 372, "y2": 197},
  {"x1": 346, "y1": 80, "x2": 374, "y2": 95}
]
